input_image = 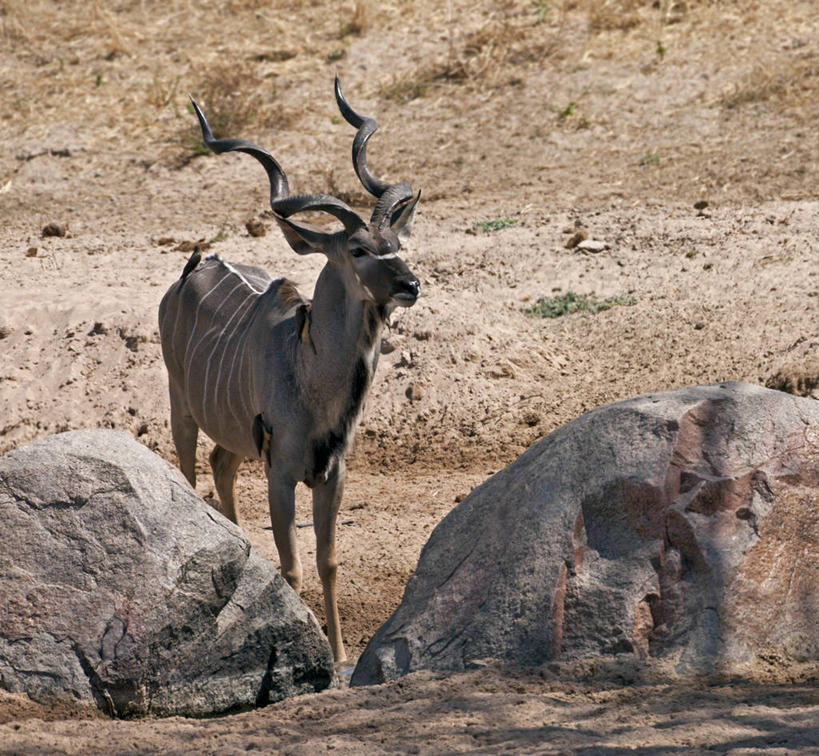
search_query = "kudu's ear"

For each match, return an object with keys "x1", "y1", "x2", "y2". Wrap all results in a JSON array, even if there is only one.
[
  {"x1": 390, "y1": 190, "x2": 421, "y2": 246},
  {"x1": 274, "y1": 215, "x2": 344, "y2": 257}
]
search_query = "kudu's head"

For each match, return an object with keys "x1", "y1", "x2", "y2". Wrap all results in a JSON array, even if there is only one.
[{"x1": 191, "y1": 78, "x2": 420, "y2": 310}]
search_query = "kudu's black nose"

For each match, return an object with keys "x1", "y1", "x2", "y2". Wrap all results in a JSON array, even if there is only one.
[
  {"x1": 398, "y1": 279, "x2": 420, "y2": 298},
  {"x1": 391, "y1": 277, "x2": 420, "y2": 306}
]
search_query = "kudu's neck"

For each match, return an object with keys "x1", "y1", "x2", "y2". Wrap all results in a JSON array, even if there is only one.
[{"x1": 306, "y1": 262, "x2": 387, "y2": 379}]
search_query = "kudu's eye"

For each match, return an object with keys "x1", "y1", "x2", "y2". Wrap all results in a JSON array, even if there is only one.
[{"x1": 350, "y1": 246, "x2": 368, "y2": 258}]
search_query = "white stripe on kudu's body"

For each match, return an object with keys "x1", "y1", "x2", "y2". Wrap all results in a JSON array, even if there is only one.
[
  {"x1": 158, "y1": 78, "x2": 422, "y2": 664},
  {"x1": 213, "y1": 294, "x2": 257, "y2": 436}
]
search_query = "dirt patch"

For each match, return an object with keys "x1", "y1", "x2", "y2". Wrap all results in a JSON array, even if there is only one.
[
  {"x1": 1, "y1": 0, "x2": 817, "y2": 751},
  {"x1": 2, "y1": 663, "x2": 818, "y2": 754}
]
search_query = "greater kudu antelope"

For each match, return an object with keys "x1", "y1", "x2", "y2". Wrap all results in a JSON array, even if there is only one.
[{"x1": 158, "y1": 79, "x2": 420, "y2": 663}]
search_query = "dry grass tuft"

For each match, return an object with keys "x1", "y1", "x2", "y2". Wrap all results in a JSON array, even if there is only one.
[
  {"x1": 378, "y1": 8, "x2": 568, "y2": 102},
  {"x1": 581, "y1": 0, "x2": 723, "y2": 32},
  {"x1": 379, "y1": 59, "x2": 469, "y2": 103},
  {"x1": 2, "y1": 0, "x2": 133, "y2": 55},
  {"x1": 316, "y1": 166, "x2": 372, "y2": 210},
  {"x1": 173, "y1": 63, "x2": 297, "y2": 165},
  {"x1": 1, "y1": 4, "x2": 31, "y2": 48},
  {"x1": 584, "y1": 0, "x2": 644, "y2": 31},
  {"x1": 147, "y1": 75, "x2": 181, "y2": 111},
  {"x1": 720, "y1": 54, "x2": 819, "y2": 111},
  {"x1": 91, "y1": 0, "x2": 132, "y2": 57},
  {"x1": 339, "y1": 1, "x2": 370, "y2": 38},
  {"x1": 189, "y1": 64, "x2": 260, "y2": 142}
]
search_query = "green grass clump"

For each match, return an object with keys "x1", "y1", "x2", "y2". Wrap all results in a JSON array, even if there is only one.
[
  {"x1": 558, "y1": 101, "x2": 576, "y2": 119},
  {"x1": 477, "y1": 217, "x2": 519, "y2": 232},
  {"x1": 208, "y1": 227, "x2": 229, "y2": 244},
  {"x1": 525, "y1": 291, "x2": 635, "y2": 318},
  {"x1": 533, "y1": 1, "x2": 550, "y2": 24}
]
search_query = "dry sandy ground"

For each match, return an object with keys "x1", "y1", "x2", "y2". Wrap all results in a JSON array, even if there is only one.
[{"x1": 1, "y1": 0, "x2": 818, "y2": 753}]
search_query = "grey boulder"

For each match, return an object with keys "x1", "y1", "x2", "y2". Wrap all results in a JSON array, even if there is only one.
[
  {"x1": 353, "y1": 382, "x2": 818, "y2": 684},
  {"x1": 0, "y1": 430, "x2": 335, "y2": 717}
]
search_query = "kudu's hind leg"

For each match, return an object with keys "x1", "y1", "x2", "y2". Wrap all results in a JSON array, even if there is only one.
[
  {"x1": 169, "y1": 382, "x2": 198, "y2": 487},
  {"x1": 312, "y1": 460, "x2": 347, "y2": 663},
  {"x1": 210, "y1": 445, "x2": 241, "y2": 523}
]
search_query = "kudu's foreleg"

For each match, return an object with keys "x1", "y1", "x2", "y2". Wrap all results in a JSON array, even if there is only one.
[
  {"x1": 267, "y1": 470, "x2": 304, "y2": 595},
  {"x1": 210, "y1": 445, "x2": 242, "y2": 523},
  {"x1": 312, "y1": 460, "x2": 347, "y2": 663}
]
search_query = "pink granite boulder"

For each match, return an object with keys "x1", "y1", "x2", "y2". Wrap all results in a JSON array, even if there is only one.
[{"x1": 353, "y1": 382, "x2": 818, "y2": 684}]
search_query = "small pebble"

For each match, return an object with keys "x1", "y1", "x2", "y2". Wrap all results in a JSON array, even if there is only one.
[
  {"x1": 565, "y1": 229, "x2": 588, "y2": 249},
  {"x1": 246, "y1": 219, "x2": 267, "y2": 237},
  {"x1": 88, "y1": 322, "x2": 109, "y2": 336},
  {"x1": 41, "y1": 223, "x2": 66, "y2": 238},
  {"x1": 405, "y1": 383, "x2": 424, "y2": 402},
  {"x1": 576, "y1": 239, "x2": 608, "y2": 253}
]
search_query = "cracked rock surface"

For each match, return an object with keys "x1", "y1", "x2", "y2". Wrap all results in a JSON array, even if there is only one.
[
  {"x1": 352, "y1": 382, "x2": 818, "y2": 685},
  {"x1": 0, "y1": 429, "x2": 334, "y2": 717}
]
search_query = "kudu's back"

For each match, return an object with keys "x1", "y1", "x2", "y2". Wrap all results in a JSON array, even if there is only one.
[{"x1": 159, "y1": 254, "x2": 301, "y2": 459}]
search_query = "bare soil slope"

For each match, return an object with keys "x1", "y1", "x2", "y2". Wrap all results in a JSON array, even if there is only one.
[{"x1": 1, "y1": 1, "x2": 817, "y2": 752}]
